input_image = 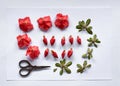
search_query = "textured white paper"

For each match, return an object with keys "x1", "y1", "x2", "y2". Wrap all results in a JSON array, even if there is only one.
[{"x1": 6, "y1": 8, "x2": 112, "y2": 80}]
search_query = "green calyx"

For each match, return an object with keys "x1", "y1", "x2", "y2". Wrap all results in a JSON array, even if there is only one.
[
  {"x1": 82, "y1": 48, "x2": 93, "y2": 60},
  {"x1": 76, "y1": 19, "x2": 93, "y2": 34},
  {"x1": 53, "y1": 59, "x2": 72, "y2": 75},
  {"x1": 87, "y1": 34, "x2": 101, "y2": 48},
  {"x1": 77, "y1": 60, "x2": 91, "y2": 73}
]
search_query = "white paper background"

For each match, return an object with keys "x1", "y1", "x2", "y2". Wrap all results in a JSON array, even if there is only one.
[{"x1": 6, "y1": 8, "x2": 112, "y2": 80}]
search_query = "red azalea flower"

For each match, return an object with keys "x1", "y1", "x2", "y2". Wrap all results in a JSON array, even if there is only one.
[
  {"x1": 77, "y1": 36, "x2": 81, "y2": 45},
  {"x1": 51, "y1": 50, "x2": 58, "y2": 58},
  {"x1": 54, "y1": 13, "x2": 69, "y2": 29},
  {"x1": 43, "y1": 36, "x2": 48, "y2": 45},
  {"x1": 61, "y1": 50, "x2": 66, "y2": 59},
  {"x1": 17, "y1": 34, "x2": 31, "y2": 49},
  {"x1": 18, "y1": 17, "x2": 34, "y2": 32},
  {"x1": 26, "y1": 46, "x2": 40, "y2": 59},
  {"x1": 69, "y1": 35, "x2": 74, "y2": 45},
  {"x1": 37, "y1": 16, "x2": 52, "y2": 31},
  {"x1": 44, "y1": 48, "x2": 49, "y2": 57},
  {"x1": 61, "y1": 36, "x2": 65, "y2": 46},
  {"x1": 50, "y1": 36, "x2": 55, "y2": 46},
  {"x1": 67, "y1": 48, "x2": 73, "y2": 58}
]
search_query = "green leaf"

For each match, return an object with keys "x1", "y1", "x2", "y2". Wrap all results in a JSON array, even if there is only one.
[
  {"x1": 77, "y1": 68, "x2": 83, "y2": 73},
  {"x1": 60, "y1": 60, "x2": 62, "y2": 64},
  {"x1": 77, "y1": 69, "x2": 80, "y2": 73},
  {"x1": 78, "y1": 21, "x2": 81, "y2": 25},
  {"x1": 86, "y1": 64, "x2": 91, "y2": 68},
  {"x1": 90, "y1": 49, "x2": 93, "y2": 53},
  {"x1": 93, "y1": 34, "x2": 97, "y2": 41},
  {"x1": 55, "y1": 63, "x2": 61, "y2": 67},
  {"x1": 95, "y1": 39, "x2": 101, "y2": 43},
  {"x1": 83, "y1": 61, "x2": 87, "y2": 67},
  {"x1": 65, "y1": 61, "x2": 72, "y2": 67},
  {"x1": 89, "y1": 26, "x2": 92, "y2": 29},
  {"x1": 93, "y1": 34, "x2": 97, "y2": 38},
  {"x1": 60, "y1": 60, "x2": 64, "y2": 65},
  {"x1": 88, "y1": 55, "x2": 91, "y2": 60},
  {"x1": 65, "y1": 67, "x2": 71, "y2": 74},
  {"x1": 87, "y1": 38, "x2": 92, "y2": 42},
  {"x1": 90, "y1": 54, "x2": 93, "y2": 58},
  {"x1": 88, "y1": 52, "x2": 93, "y2": 59},
  {"x1": 88, "y1": 42, "x2": 92, "y2": 47},
  {"x1": 53, "y1": 68, "x2": 57, "y2": 72},
  {"x1": 63, "y1": 59, "x2": 66, "y2": 64},
  {"x1": 60, "y1": 69, "x2": 63, "y2": 75},
  {"x1": 82, "y1": 54, "x2": 87, "y2": 58},
  {"x1": 86, "y1": 27, "x2": 93, "y2": 34},
  {"x1": 77, "y1": 68, "x2": 84, "y2": 73},
  {"x1": 94, "y1": 43, "x2": 98, "y2": 48},
  {"x1": 76, "y1": 25, "x2": 82, "y2": 29},
  {"x1": 88, "y1": 48, "x2": 93, "y2": 54},
  {"x1": 86, "y1": 19, "x2": 91, "y2": 26},
  {"x1": 77, "y1": 64, "x2": 82, "y2": 69},
  {"x1": 80, "y1": 20, "x2": 85, "y2": 26},
  {"x1": 87, "y1": 48, "x2": 90, "y2": 52}
]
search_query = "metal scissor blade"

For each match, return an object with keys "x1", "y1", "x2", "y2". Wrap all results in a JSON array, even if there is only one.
[{"x1": 33, "y1": 66, "x2": 51, "y2": 70}]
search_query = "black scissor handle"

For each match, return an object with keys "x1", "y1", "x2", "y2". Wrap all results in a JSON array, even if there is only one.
[
  {"x1": 19, "y1": 68, "x2": 32, "y2": 77},
  {"x1": 19, "y1": 60, "x2": 32, "y2": 68}
]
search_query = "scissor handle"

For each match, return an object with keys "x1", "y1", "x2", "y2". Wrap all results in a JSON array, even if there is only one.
[
  {"x1": 19, "y1": 60, "x2": 32, "y2": 68},
  {"x1": 19, "y1": 68, "x2": 33, "y2": 77}
]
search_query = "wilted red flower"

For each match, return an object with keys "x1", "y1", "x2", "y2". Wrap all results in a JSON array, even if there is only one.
[
  {"x1": 26, "y1": 46, "x2": 40, "y2": 59},
  {"x1": 37, "y1": 16, "x2": 52, "y2": 31},
  {"x1": 17, "y1": 34, "x2": 31, "y2": 49},
  {"x1": 54, "y1": 13, "x2": 69, "y2": 29},
  {"x1": 18, "y1": 17, "x2": 33, "y2": 32}
]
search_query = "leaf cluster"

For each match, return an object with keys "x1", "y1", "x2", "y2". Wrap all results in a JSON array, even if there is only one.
[
  {"x1": 87, "y1": 34, "x2": 101, "y2": 47},
  {"x1": 53, "y1": 59, "x2": 72, "y2": 75},
  {"x1": 76, "y1": 19, "x2": 93, "y2": 34},
  {"x1": 77, "y1": 60, "x2": 91, "y2": 73},
  {"x1": 82, "y1": 48, "x2": 93, "y2": 60}
]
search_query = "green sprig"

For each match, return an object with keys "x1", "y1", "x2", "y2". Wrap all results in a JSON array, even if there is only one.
[
  {"x1": 76, "y1": 19, "x2": 93, "y2": 34},
  {"x1": 82, "y1": 48, "x2": 93, "y2": 60},
  {"x1": 53, "y1": 59, "x2": 72, "y2": 75},
  {"x1": 77, "y1": 60, "x2": 91, "y2": 73},
  {"x1": 87, "y1": 34, "x2": 101, "y2": 48}
]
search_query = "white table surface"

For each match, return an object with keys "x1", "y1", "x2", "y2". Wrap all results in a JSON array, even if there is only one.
[{"x1": 0, "y1": 0, "x2": 120, "y2": 86}]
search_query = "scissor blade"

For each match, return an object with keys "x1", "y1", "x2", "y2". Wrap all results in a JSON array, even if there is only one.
[
  {"x1": 33, "y1": 66, "x2": 50, "y2": 70},
  {"x1": 38, "y1": 66, "x2": 51, "y2": 68}
]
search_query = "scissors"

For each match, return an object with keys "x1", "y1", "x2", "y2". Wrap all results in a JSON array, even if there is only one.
[{"x1": 19, "y1": 60, "x2": 50, "y2": 77}]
